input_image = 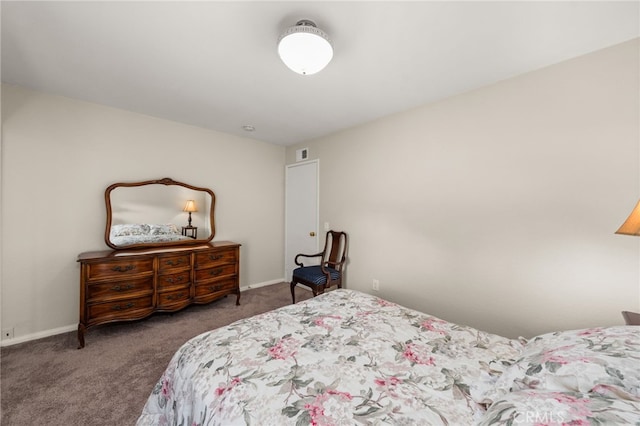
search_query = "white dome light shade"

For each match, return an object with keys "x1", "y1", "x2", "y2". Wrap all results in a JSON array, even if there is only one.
[{"x1": 278, "y1": 20, "x2": 333, "y2": 75}]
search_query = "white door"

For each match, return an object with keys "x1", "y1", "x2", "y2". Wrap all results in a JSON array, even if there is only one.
[{"x1": 285, "y1": 160, "x2": 319, "y2": 282}]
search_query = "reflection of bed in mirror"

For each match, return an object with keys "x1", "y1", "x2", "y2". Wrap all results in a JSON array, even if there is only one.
[
  {"x1": 105, "y1": 178, "x2": 215, "y2": 250},
  {"x1": 109, "y1": 223, "x2": 191, "y2": 246}
]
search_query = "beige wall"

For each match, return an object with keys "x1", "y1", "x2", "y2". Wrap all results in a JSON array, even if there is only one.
[
  {"x1": 1, "y1": 84, "x2": 286, "y2": 343},
  {"x1": 2, "y1": 39, "x2": 638, "y2": 344},
  {"x1": 286, "y1": 39, "x2": 640, "y2": 339}
]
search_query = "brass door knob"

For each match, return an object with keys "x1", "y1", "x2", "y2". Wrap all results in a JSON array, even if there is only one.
[{"x1": 310, "y1": 232, "x2": 316, "y2": 237}]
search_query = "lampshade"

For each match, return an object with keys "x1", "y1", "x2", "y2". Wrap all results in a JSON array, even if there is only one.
[
  {"x1": 615, "y1": 200, "x2": 640, "y2": 235},
  {"x1": 278, "y1": 20, "x2": 333, "y2": 75},
  {"x1": 183, "y1": 200, "x2": 197, "y2": 213}
]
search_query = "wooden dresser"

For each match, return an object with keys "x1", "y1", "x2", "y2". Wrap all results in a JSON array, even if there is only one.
[{"x1": 77, "y1": 241, "x2": 240, "y2": 348}]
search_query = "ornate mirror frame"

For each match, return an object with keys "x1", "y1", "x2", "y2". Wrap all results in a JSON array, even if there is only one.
[{"x1": 105, "y1": 177, "x2": 215, "y2": 250}]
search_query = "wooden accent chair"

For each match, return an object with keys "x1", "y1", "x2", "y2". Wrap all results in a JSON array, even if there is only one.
[
  {"x1": 622, "y1": 311, "x2": 640, "y2": 326},
  {"x1": 290, "y1": 230, "x2": 348, "y2": 303}
]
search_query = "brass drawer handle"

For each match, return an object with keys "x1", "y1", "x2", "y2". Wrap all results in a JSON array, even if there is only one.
[
  {"x1": 164, "y1": 276, "x2": 185, "y2": 284},
  {"x1": 208, "y1": 268, "x2": 223, "y2": 277},
  {"x1": 111, "y1": 302, "x2": 134, "y2": 311},
  {"x1": 165, "y1": 259, "x2": 186, "y2": 266},
  {"x1": 111, "y1": 265, "x2": 135, "y2": 273},
  {"x1": 110, "y1": 283, "x2": 134, "y2": 291},
  {"x1": 208, "y1": 285, "x2": 222, "y2": 292},
  {"x1": 208, "y1": 254, "x2": 223, "y2": 261},
  {"x1": 165, "y1": 292, "x2": 186, "y2": 301}
]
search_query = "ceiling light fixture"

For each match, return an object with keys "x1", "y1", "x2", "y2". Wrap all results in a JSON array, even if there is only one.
[{"x1": 277, "y1": 19, "x2": 333, "y2": 75}]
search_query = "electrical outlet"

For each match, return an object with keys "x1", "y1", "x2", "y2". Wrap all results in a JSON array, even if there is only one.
[
  {"x1": 372, "y1": 279, "x2": 380, "y2": 291},
  {"x1": 2, "y1": 328, "x2": 14, "y2": 340}
]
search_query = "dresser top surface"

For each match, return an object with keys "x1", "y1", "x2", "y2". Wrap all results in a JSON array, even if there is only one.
[{"x1": 78, "y1": 241, "x2": 240, "y2": 261}]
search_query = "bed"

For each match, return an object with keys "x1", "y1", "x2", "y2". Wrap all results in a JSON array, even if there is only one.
[{"x1": 137, "y1": 289, "x2": 640, "y2": 425}]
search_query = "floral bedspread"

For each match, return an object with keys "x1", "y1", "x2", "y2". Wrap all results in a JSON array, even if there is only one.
[
  {"x1": 137, "y1": 290, "x2": 640, "y2": 425},
  {"x1": 480, "y1": 326, "x2": 640, "y2": 425},
  {"x1": 137, "y1": 289, "x2": 522, "y2": 425}
]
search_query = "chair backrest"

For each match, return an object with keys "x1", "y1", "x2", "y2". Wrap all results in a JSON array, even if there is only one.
[{"x1": 323, "y1": 231, "x2": 348, "y2": 270}]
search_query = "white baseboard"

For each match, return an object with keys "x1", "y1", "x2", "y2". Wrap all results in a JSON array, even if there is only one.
[
  {"x1": 1, "y1": 279, "x2": 300, "y2": 347},
  {"x1": 0, "y1": 324, "x2": 77, "y2": 347},
  {"x1": 240, "y1": 278, "x2": 284, "y2": 292}
]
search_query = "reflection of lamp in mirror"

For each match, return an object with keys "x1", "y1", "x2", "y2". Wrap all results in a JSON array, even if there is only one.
[{"x1": 183, "y1": 200, "x2": 197, "y2": 227}]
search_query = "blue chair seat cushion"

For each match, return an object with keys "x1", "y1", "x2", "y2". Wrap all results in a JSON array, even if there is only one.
[{"x1": 292, "y1": 265, "x2": 340, "y2": 286}]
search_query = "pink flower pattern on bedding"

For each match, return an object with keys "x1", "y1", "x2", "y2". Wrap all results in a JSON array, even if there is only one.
[
  {"x1": 137, "y1": 290, "x2": 640, "y2": 425},
  {"x1": 480, "y1": 326, "x2": 640, "y2": 424},
  {"x1": 488, "y1": 326, "x2": 640, "y2": 398},
  {"x1": 137, "y1": 290, "x2": 522, "y2": 425},
  {"x1": 479, "y1": 390, "x2": 640, "y2": 425}
]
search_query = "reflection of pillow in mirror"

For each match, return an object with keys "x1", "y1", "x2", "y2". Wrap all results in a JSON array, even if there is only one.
[
  {"x1": 149, "y1": 224, "x2": 180, "y2": 236},
  {"x1": 111, "y1": 224, "x2": 151, "y2": 237}
]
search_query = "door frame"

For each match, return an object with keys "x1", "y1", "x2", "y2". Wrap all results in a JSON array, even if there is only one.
[{"x1": 284, "y1": 159, "x2": 320, "y2": 283}]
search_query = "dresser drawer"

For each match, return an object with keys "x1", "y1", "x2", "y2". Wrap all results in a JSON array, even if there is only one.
[
  {"x1": 158, "y1": 253, "x2": 191, "y2": 272},
  {"x1": 194, "y1": 248, "x2": 237, "y2": 269},
  {"x1": 86, "y1": 277, "x2": 153, "y2": 302},
  {"x1": 85, "y1": 258, "x2": 153, "y2": 281},
  {"x1": 78, "y1": 241, "x2": 240, "y2": 348},
  {"x1": 157, "y1": 271, "x2": 190, "y2": 291},
  {"x1": 194, "y1": 264, "x2": 236, "y2": 283},
  {"x1": 87, "y1": 295, "x2": 153, "y2": 321},
  {"x1": 194, "y1": 277, "x2": 237, "y2": 298},
  {"x1": 157, "y1": 288, "x2": 191, "y2": 308}
]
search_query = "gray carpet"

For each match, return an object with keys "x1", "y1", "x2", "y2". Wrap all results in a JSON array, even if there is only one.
[{"x1": 0, "y1": 283, "x2": 312, "y2": 425}]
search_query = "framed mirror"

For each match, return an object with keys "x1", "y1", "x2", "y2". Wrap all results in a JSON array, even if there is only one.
[{"x1": 105, "y1": 178, "x2": 215, "y2": 250}]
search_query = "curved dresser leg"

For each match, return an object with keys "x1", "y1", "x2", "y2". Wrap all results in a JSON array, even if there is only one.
[{"x1": 235, "y1": 290, "x2": 241, "y2": 306}]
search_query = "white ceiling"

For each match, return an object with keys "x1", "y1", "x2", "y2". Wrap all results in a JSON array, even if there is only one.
[{"x1": 2, "y1": 1, "x2": 638, "y2": 146}]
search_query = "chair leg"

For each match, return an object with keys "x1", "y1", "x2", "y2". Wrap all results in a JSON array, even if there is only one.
[{"x1": 290, "y1": 281, "x2": 296, "y2": 304}]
